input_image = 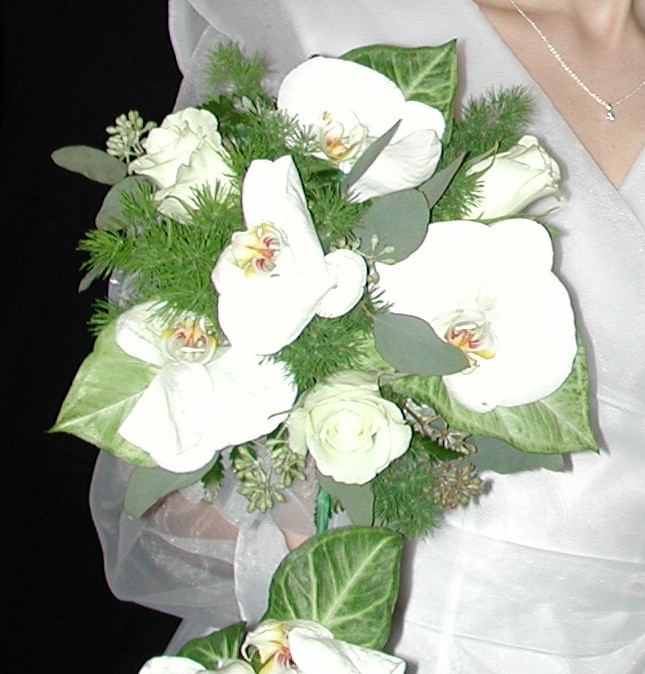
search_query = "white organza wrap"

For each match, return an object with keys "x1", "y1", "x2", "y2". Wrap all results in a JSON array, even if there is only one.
[{"x1": 90, "y1": 451, "x2": 346, "y2": 633}]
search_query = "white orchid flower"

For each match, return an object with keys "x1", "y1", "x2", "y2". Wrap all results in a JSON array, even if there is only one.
[
  {"x1": 116, "y1": 302, "x2": 297, "y2": 472},
  {"x1": 212, "y1": 156, "x2": 367, "y2": 355},
  {"x1": 376, "y1": 219, "x2": 577, "y2": 412},
  {"x1": 242, "y1": 619, "x2": 406, "y2": 674},
  {"x1": 138, "y1": 656, "x2": 253, "y2": 674},
  {"x1": 277, "y1": 57, "x2": 445, "y2": 202}
]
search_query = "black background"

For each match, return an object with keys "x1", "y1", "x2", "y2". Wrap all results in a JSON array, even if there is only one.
[{"x1": 5, "y1": 3, "x2": 183, "y2": 671}]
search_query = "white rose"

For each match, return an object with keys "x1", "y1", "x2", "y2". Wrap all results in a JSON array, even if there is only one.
[
  {"x1": 464, "y1": 135, "x2": 561, "y2": 220},
  {"x1": 287, "y1": 371, "x2": 411, "y2": 485},
  {"x1": 129, "y1": 107, "x2": 233, "y2": 222}
]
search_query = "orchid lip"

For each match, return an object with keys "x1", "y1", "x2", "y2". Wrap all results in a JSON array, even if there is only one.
[{"x1": 162, "y1": 317, "x2": 218, "y2": 365}]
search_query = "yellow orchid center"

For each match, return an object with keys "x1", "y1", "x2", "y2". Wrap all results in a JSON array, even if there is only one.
[
  {"x1": 162, "y1": 316, "x2": 218, "y2": 364},
  {"x1": 231, "y1": 224, "x2": 282, "y2": 276},
  {"x1": 318, "y1": 110, "x2": 367, "y2": 163},
  {"x1": 258, "y1": 647, "x2": 295, "y2": 674},
  {"x1": 444, "y1": 312, "x2": 497, "y2": 368}
]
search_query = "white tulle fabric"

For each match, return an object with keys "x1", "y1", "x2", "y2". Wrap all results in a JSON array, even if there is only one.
[{"x1": 91, "y1": 1, "x2": 645, "y2": 672}]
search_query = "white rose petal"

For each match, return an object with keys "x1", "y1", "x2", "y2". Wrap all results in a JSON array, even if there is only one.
[
  {"x1": 287, "y1": 371, "x2": 411, "y2": 484},
  {"x1": 465, "y1": 135, "x2": 561, "y2": 220},
  {"x1": 277, "y1": 57, "x2": 445, "y2": 202},
  {"x1": 129, "y1": 107, "x2": 233, "y2": 222},
  {"x1": 376, "y1": 219, "x2": 577, "y2": 412}
]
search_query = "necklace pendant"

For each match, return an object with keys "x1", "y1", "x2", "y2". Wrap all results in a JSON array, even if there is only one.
[{"x1": 605, "y1": 104, "x2": 615, "y2": 121}]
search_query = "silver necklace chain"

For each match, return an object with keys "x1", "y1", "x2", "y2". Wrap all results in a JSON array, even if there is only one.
[{"x1": 508, "y1": 0, "x2": 645, "y2": 120}]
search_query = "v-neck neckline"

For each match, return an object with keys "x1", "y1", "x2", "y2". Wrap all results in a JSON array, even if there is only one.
[{"x1": 466, "y1": 0, "x2": 645, "y2": 195}]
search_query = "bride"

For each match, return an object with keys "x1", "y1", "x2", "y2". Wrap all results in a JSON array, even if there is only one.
[{"x1": 91, "y1": 1, "x2": 645, "y2": 672}]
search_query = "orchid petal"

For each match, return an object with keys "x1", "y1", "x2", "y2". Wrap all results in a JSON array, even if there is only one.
[
  {"x1": 138, "y1": 656, "x2": 205, "y2": 674},
  {"x1": 118, "y1": 362, "x2": 219, "y2": 472},
  {"x1": 115, "y1": 302, "x2": 166, "y2": 367},
  {"x1": 317, "y1": 249, "x2": 367, "y2": 318},
  {"x1": 376, "y1": 218, "x2": 576, "y2": 412},
  {"x1": 289, "y1": 627, "x2": 406, "y2": 674},
  {"x1": 349, "y1": 129, "x2": 443, "y2": 202},
  {"x1": 277, "y1": 57, "x2": 404, "y2": 137}
]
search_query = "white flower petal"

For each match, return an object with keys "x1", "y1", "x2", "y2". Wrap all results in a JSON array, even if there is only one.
[
  {"x1": 277, "y1": 57, "x2": 404, "y2": 136},
  {"x1": 204, "y1": 348, "x2": 297, "y2": 446},
  {"x1": 289, "y1": 628, "x2": 406, "y2": 674},
  {"x1": 241, "y1": 156, "x2": 323, "y2": 262},
  {"x1": 349, "y1": 128, "x2": 443, "y2": 202},
  {"x1": 138, "y1": 656, "x2": 205, "y2": 674},
  {"x1": 376, "y1": 218, "x2": 576, "y2": 412},
  {"x1": 317, "y1": 249, "x2": 367, "y2": 318},
  {"x1": 118, "y1": 362, "x2": 218, "y2": 472},
  {"x1": 115, "y1": 301, "x2": 167, "y2": 367}
]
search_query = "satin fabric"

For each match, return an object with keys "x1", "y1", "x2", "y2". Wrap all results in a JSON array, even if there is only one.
[{"x1": 91, "y1": 1, "x2": 645, "y2": 671}]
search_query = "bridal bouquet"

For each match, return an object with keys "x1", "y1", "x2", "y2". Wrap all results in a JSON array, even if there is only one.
[
  {"x1": 138, "y1": 527, "x2": 405, "y2": 674},
  {"x1": 53, "y1": 41, "x2": 598, "y2": 537}
]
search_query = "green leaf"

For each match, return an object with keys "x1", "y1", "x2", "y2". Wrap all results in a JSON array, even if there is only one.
[
  {"x1": 341, "y1": 120, "x2": 400, "y2": 194},
  {"x1": 124, "y1": 456, "x2": 219, "y2": 518},
  {"x1": 51, "y1": 145, "x2": 127, "y2": 185},
  {"x1": 177, "y1": 622, "x2": 246, "y2": 669},
  {"x1": 354, "y1": 189, "x2": 429, "y2": 263},
  {"x1": 95, "y1": 175, "x2": 150, "y2": 230},
  {"x1": 317, "y1": 473, "x2": 374, "y2": 527},
  {"x1": 374, "y1": 312, "x2": 469, "y2": 376},
  {"x1": 315, "y1": 488, "x2": 333, "y2": 534},
  {"x1": 470, "y1": 435, "x2": 566, "y2": 474},
  {"x1": 51, "y1": 321, "x2": 157, "y2": 466},
  {"x1": 389, "y1": 338, "x2": 599, "y2": 454},
  {"x1": 78, "y1": 262, "x2": 108, "y2": 292},
  {"x1": 342, "y1": 42, "x2": 458, "y2": 140},
  {"x1": 418, "y1": 152, "x2": 466, "y2": 210},
  {"x1": 263, "y1": 527, "x2": 403, "y2": 649}
]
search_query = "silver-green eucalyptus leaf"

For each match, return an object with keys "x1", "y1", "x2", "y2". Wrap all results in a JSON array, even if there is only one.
[
  {"x1": 418, "y1": 152, "x2": 466, "y2": 211},
  {"x1": 51, "y1": 145, "x2": 127, "y2": 185},
  {"x1": 342, "y1": 120, "x2": 401, "y2": 194},
  {"x1": 124, "y1": 456, "x2": 219, "y2": 519},
  {"x1": 355, "y1": 189, "x2": 430, "y2": 263},
  {"x1": 374, "y1": 312, "x2": 469, "y2": 376},
  {"x1": 95, "y1": 175, "x2": 151, "y2": 230},
  {"x1": 262, "y1": 527, "x2": 403, "y2": 650},
  {"x1": 470, "y1": 435, "x2": 566, "y2": 474},
  {"x1": 317, "y1": 472, "x2": 374, "y2": 526}
]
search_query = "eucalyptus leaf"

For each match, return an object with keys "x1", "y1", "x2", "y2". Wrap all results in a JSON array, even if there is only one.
[
  {"x1": 317, "y1": 473, "x2": 374, "y2": 526},
  {"x1": 418, "y1": 152, "x2": 466, "y2": 211},
  {"x1": 342, "y1": 42, "x2": 458, "y2": 140},
  {"x1": 389, "y1": 338, "x2": 599, "y2": 454},
  {"x1": 374, "y1": 312, "x2": 469, "y2": 376},
  {"x1": 470, "y1": 435, "x2": 566, "y2": 474},
  {"x1": 51, "y1": 321, "x2": 157, "y2": 466},
  {"x1": 355, "y1": 189, "x2": 429, "y2": 263},
  {"x1": 263, "y1": 527, "x2": 403, "y2": 650},
  {"x1": 342, "y1": 120, "x2": 400, "y2": 194},
  {"x1": 51, "y1": 145, "x2": 127, "y2": 185},
  {"x1": 177, "y1": 622, "x2": 246, "y2": 669},
  {"x1": 124, "y1": 456, "x2": 219, "y2": 518},
  {"x1": 78, "y1": 262, "x2": 108, "y2": 292},
  {"x1": 95, "y1": 175, "x2": 150, "y2": 230}
]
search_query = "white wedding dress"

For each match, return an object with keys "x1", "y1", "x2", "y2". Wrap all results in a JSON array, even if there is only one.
[{"x1": 90, "y1": 1, "x2": 645, "y2": 672}]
